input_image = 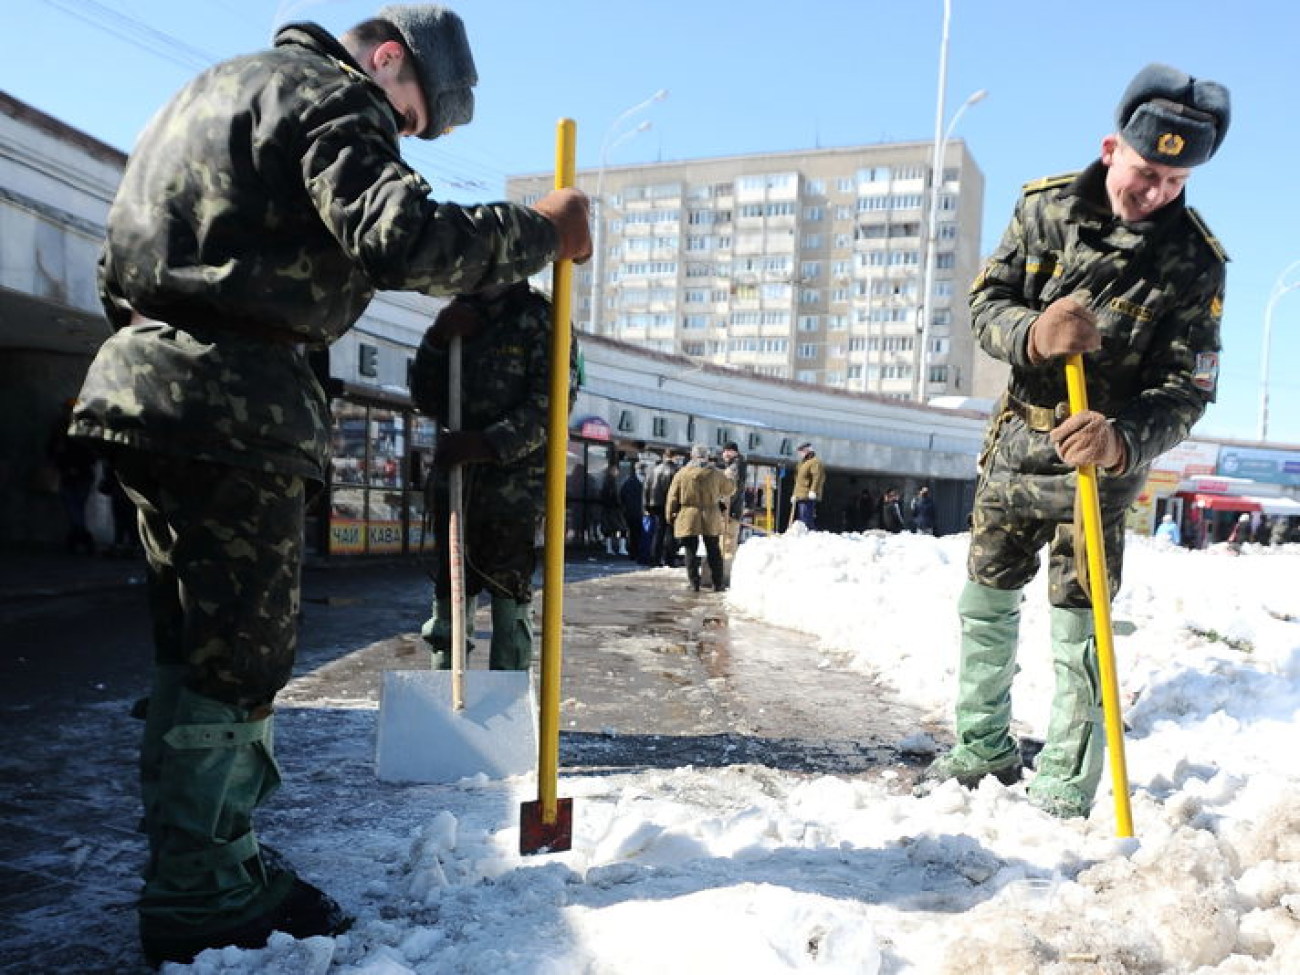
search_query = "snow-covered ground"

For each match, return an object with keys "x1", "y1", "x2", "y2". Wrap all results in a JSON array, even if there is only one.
[{"x1": 174, "y1": 530, "x2": 1300, "y2": 974}]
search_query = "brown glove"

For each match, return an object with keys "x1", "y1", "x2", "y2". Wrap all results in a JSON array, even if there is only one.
[
  {"x1": 531, "y1": 187, "x2": 593, "y2": 265},
  {"x1": 1027, "y1": 296, "x2": 1100, "y2": 364},
  {"x1": 426, "y1": 298, "x2": 484, "y2": 345},
  {"x1": 435, "y1": 430, "x2": 496, "y2": 468},
  {"x1": 1050, "y1": 411, "x2": 1127, "y2": 471}
]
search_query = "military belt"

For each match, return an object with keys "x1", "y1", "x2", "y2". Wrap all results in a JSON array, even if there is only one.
[
  {"x1": 1005, "y1": 393, "x2": 1069, "y2": 433},
  {"x1": 129, "y1": 311, "x2": 303, "y2": 347}
]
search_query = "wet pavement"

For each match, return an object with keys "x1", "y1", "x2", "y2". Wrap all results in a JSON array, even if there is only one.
[{"x1": 0, "y1": 547, "x2": 939, "y2": 973}]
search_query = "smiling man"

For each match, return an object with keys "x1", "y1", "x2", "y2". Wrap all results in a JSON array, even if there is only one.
[
  {"x1": 67, "y1": 4, "x2": 590, "y2": 967},
  {"x1": 919, "y1": 64, "x2": 1229, "y2": 821}
]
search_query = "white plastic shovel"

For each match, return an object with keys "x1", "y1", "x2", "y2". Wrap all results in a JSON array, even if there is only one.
[{"x1": 375, "y1": 334, "x2": 536, "y2": 784}]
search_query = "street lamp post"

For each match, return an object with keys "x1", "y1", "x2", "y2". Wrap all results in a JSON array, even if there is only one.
[
  {"x1": 1259, "y1": 259, "x2": 1300, "y2": 441},
  {"x1": 914, "y1": 86, "x2": 986, "y2": 402},
  {"x1": 588, "y1": 89, "x2": 668, "y2": 336}
]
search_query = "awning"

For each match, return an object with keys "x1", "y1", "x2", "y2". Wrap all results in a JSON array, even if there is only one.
[
  {"x1": 1190, "y1": 493, "x2": 1259, "y2": 512},
  {"x1": 1247, "y1": 495, "x2": 1300, "y2": 516}
]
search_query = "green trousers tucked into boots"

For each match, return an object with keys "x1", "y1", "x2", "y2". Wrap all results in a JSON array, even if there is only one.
[
  {"x1": 489, "y1": 596, "x2": 533, "y2": 670},
  {"x1": 1026, "y1": 606, "x2": 1104, "y2": 818},
  {"x1": 139, "y1": 685, "x2": 291, "y2": 951}
]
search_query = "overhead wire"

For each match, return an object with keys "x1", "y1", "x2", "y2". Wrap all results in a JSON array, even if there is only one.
[{"x1": 37, "y1": 0, "x2": 507, "y2": 195}]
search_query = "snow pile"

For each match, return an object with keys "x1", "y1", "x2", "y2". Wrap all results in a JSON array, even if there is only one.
[{"x1": 170, "y1": 532, "x2": 1300, "y2": 973}]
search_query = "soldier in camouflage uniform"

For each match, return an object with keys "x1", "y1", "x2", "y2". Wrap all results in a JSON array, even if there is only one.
[
  {"x1": 921, "y1": 64, "x2": 1230, "y2": 820},
  {"x1": 65, "y1": 5, "x2": 591, "y2": 966},
  {"x1": 410, "y1": 282, "x2": 577, "y2": 671}
]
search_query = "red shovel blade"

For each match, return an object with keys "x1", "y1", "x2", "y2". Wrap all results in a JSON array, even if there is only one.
[{"x1": 519, "y1": 797, "x2": 573, "y2": 855}]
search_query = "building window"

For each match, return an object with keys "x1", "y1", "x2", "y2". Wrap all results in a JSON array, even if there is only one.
[
  {"x1": 358, "y1": 342, "x2": 379, "y2": 378},
  {"x1": 797, "y1": 343, "x2": 817, "y2": 359}
]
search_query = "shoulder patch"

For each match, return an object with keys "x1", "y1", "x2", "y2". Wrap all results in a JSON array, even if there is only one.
[
  {"x1": 1021, "y1": 172, "x2": 1078, "y2": 195},
  {"x1": 1186, "y1": 208, "x2": 1228, "y2": 263}
]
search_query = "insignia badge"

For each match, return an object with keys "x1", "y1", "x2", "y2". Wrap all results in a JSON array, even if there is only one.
[
  {"x1": 1210, "y1": 295, "x2": 1223, "y2": 318},
  {"x1": 1192, "y1": 352, "x2": 1219, "y2": 392},
  {"x1": 1157, "y1": 133, "x2": 1185, "y2": 156}
]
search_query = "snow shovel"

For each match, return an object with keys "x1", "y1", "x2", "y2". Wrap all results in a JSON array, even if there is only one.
[
  {"x1": 1064, "y1": 353, "x2": 1134, "y2": 838},
  {"x1": 520, "y1": 117, "x2": 578, "y2": 854},
  {"x1": 375, "y1": 339, "x2": 537, "y2": 784}
]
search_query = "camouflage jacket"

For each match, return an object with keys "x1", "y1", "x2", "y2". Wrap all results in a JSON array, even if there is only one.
[
  {"x1": 970, "y1": 161, "x2": 1225, "y2": 479},
  {"x1": 72, "y1": 22, "x2": 558, "y2": 479},
  {"x1": 411, "y1": 283, "x2": 578, "y2": 505}
]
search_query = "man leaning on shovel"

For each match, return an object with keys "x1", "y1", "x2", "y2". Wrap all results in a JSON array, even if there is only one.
[
  {"x1": 919, "y1": 63, "x2": 1229, "y2": 820},
  {"x1": 411, "y1": 282, "x2": 578, "y2": 671}
]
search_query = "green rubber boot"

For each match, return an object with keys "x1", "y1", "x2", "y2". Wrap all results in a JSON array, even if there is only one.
[
  {"x1": 1027, "y1": 606, "x2": 1103, "y2": 819},
  {"x1": 420, "y1": 596, "x2": 476, "y2": 670},
  {"x1": 920, "y1": 581, "x2": 1025, "y2": 790},
  {"x1": 139, "y1": 688, "x2": 288, "y2": 959},
  {"x1": 138, "y1": 689, "x2": 349, "y2": 966},
  {"x1": 489, "y1": 596, "x2": 534, "y2": 671}
]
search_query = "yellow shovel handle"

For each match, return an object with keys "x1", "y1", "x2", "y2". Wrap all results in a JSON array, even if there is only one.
[
  {"x1": 537, "y1": 118, "x2": 577, "y2": 824},
  {"x1": 1064, "y1": 354, "x2": 1134, "y2": 838}
]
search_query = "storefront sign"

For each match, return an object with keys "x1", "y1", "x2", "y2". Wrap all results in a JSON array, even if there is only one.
[
  {"x1": 368, "y1": 521, "x2": 405, "y2": 554},
  {"x1": 329, "y1": 518, "x2": 409, "y2": 554},
  {"x1": 1135, "y1": 469, "x2": 1180, "y2": 504},
  {"x1": 573, "y1": 415, "x2": 612, "y2": 442},
  {"x1": 1217, "y1": 446, "x2": 1300, "y2": 487},
  {"x1": 1152, "y1": 440, "x2": 1219, "y2": 476},
  {"x1": 330, "y1": 519, "x2": 366, "y2": 554}
]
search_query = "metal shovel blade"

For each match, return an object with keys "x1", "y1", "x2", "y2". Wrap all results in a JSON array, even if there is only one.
[{"x1": 519, "y1": 796, "x2": 572, "y2": 854}]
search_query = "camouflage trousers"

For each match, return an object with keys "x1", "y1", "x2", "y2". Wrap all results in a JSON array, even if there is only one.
[
  {"x1": 113, "y1": 449, "x2": 306, "y2": 708},
  {"x1": 429, "y1": 472, "x2": 539, "y2": 604},
  {"x1": 968, "y1": 414, "x2": 1142, "y2": 607}
]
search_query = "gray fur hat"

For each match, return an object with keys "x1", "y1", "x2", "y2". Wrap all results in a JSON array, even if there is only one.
[
  {"x1": 378, "y1": 5, "x2": 477, "y2": 140},
  {"x1": 1115, "y1": 63, "x2": 1229, "y2": 168}
]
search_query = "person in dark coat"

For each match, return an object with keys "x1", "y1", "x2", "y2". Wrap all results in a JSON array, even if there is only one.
[
  {"x1": 910, "y1": 486, "x2": 936, "y2": 534},
  {"x1": 880, "y1": 487, "x2": 905, "y2": 533},
  {"x1": 643, "y1": 448, "x2": 682, "y2": 566},
  {"x1": 620, "y1": 463, "x2": 646, "y2": 562}
]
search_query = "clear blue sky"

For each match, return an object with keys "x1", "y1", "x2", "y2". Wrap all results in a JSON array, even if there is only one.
[{"x1": 8, "y1": 0, "x2": 1299, "y2": 444}]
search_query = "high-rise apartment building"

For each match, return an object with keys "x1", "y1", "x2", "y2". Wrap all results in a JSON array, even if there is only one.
[{"x1": 508, "y1": 140, "x2": 984, "y2": 402}]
